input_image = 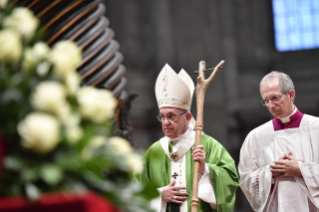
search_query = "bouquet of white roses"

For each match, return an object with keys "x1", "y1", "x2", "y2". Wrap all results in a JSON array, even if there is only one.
[{"x1": 0, "y1": 2, "x2": 156, "y2": 212}]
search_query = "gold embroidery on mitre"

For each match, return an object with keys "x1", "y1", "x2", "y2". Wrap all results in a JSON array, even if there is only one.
[
  {"x1": 157, "y1": 98, "x2": 189, "y2": 107},
  {"x1": 162, "y1": 68, "x2": 168, "y2": 101}
]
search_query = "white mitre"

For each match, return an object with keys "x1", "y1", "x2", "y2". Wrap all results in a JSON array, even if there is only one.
[
  {"x1": 155, "y1": 64, "x2": 194, "y2": 111},
  {"x1": 178, "y1": 69, "x2": 197, "y2": 126},
  {"x1": 178, "y1": 69, "x2": 195, "y2": 100}
]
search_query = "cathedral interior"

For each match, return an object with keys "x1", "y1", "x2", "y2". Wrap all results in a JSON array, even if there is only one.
[
  {"x1": 1, "y1": 0, "x2": 318, "y2": 211},
  {"x1": 103, "y1": 0, "x2": 319, "y2": 211}
]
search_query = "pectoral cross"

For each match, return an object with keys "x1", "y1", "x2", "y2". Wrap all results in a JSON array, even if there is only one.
[
  {"x1": 170, "y1": 153, "x2": 178, "y2": 160},
  {"x1": 172, "y1": 172, "x2": 178, "y2": 179}
]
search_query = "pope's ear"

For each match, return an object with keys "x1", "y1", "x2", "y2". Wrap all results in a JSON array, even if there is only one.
[{"x1": 186, "y1": 112, "x2": 192, "y2": 121}]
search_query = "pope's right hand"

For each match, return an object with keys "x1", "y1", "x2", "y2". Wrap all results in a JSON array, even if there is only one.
[{"x1": 162, "y1": 180, "x2": 188, "y2": 204}]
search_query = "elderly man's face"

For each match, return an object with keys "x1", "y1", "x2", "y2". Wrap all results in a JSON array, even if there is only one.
[
  {"x1": 159, "y1": 107, "x2": 191, "y2": 139},
  {"x1": 261, "y1": 77, "x2": 295, "y2": 118}
]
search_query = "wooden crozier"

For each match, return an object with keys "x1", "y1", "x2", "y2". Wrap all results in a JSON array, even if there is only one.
[{"x1": 191, "y1": 60, "x2": 224, "y2": 212}]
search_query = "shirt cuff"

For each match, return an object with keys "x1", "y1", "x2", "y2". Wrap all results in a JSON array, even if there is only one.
[
  {"x1": 297, "y1": 161, "x2": 304, "y2": 177},
  {"x1": 150, "y1": 187, "x2": 167, "y2": 212},
  {"x1": 198, "y1": 164, "x2": 217, "y2": 208}
]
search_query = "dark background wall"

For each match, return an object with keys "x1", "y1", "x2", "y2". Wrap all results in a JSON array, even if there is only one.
[{"x1": 103, "y1": 0, "x2": 319, "y2": 211}]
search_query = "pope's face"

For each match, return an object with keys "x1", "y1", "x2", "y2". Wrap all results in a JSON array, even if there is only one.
[
  {"x1": 261, "y1": 77, "x2": 295, "y2": 118},
  {"x1": 159, "y1": 107, "x2": 190, "y2": 139}
]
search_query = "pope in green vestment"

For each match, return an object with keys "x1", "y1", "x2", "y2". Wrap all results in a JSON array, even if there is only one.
[
  {"x1": 137, "y1": 130, "x2": 238, "y2": 212},
  {"x1": 139, "y1": 63, "x2": 238, "y2": 212}
]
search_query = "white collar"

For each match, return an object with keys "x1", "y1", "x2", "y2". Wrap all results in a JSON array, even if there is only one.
[
  {"x1": 278, "y1": 106, "x2": 297, "y2": 123},
  {"x1": 160, "y1": 122, "x2": 195, "y2": 161}
]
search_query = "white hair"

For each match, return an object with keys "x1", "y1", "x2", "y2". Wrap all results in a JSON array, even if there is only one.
[{"x1": 260, "y1": 71, "x2": 295, "y2": 102}]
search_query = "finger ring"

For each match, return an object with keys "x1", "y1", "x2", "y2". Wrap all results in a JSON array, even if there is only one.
[{"x1": 174, "y1": 196, "x2": 177, "y2": 199}]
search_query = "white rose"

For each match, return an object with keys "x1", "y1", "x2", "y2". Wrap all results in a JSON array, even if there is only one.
[
  {"x1": 57, "y1": 105, "x2": 80, "y2": 128},
  {"x1": 36, "y1": 61, "x2": 51, "y2": 76},
  {"x1": 0, "y1": 0, "x2": 8, "y2": 9},
  {"x1": 0, "y1": 29, "x2": 22, "y2": 63},
  {"x1": 33, "y1": 42, "x2": 50, "y2": 59},
  {"x1": 59, "y1": 111, "x2": 82, "y2": 144},
  {"x1": 23, "y1": 42, "x2": 50, "y2": 71},
  {"x1": 17, "y1": 113, "x2": 60, "y2": 154},
  {"x1": 89, "y1": 136, "x2": 106, "y2": 147},
  {"x1": 50, "y1": 41, "x2": 82, "y2": 77},
  {"x1": 125, "y1": 153, "x2": 143, "y2": 174},
  {"x1": 66, "y1": 125, "x2": 83, "y2": 144},
  {"x1": 22, "y1": 48, "x2": 36, "y2": 70},
  {"x1": 3, "y1": 7, "x2": 39, "y2": 38},
  {"x1": 31, "y1": 81, "x2": 66, "y2": 114},
  {"x1": 81, "y1": 136, "x2": 107, "y2": 160},
  {"x1": 77, "y1": 87, "x2": 117, "y2": 123},
  {"x1": 108, "y1": 136, "x2": 132, "y2": 155},
  {"x1": 55, "y1": 102, "x2": 73, "y2": 125},
  {"x1": 64, "y1": 72, "x2": 81, "y2": 95}
]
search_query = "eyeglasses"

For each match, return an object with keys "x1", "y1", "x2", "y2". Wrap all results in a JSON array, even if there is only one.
[
  {"x1": 261, "y1": 94, "x2": 283, "y2": 106},
  {"x1": 156, "y1": 111, "x2": 187, "y2": 122}
]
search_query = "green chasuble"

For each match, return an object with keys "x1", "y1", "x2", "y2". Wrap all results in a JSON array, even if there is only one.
[{"x1": 137, "y1": 134, "x2": 239, "y2": 212}]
